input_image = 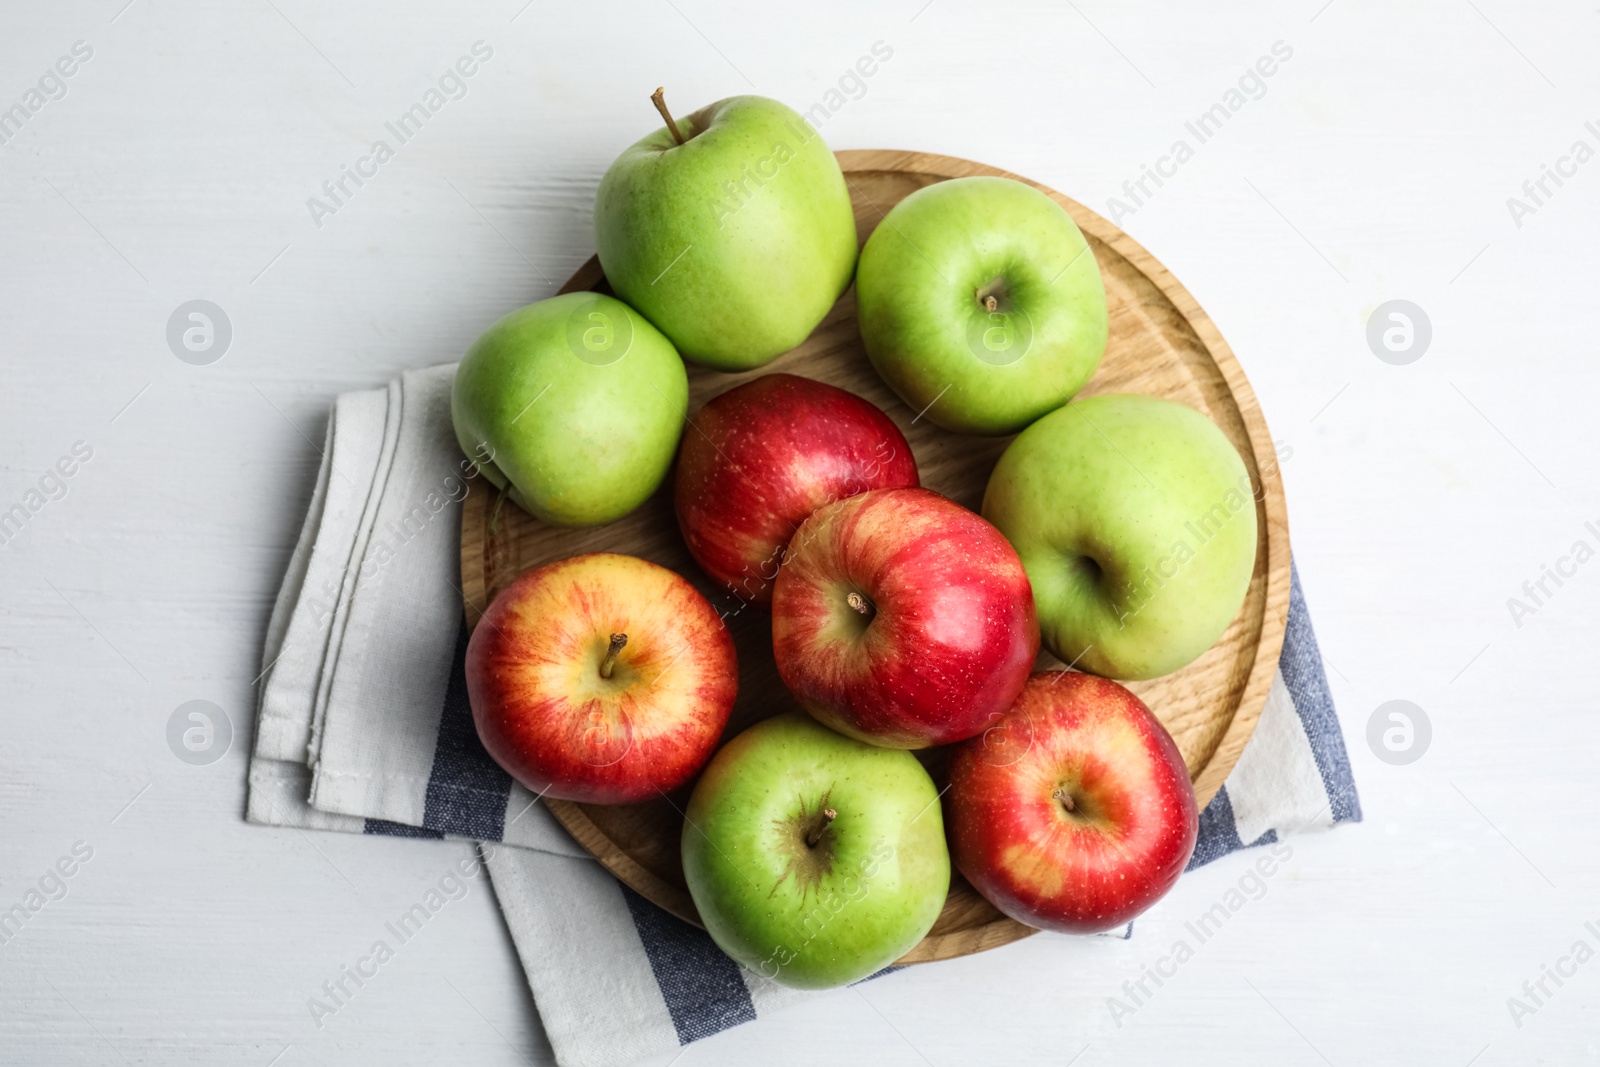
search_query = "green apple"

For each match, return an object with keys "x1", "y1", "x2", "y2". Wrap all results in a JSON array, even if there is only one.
[
  {"x1": 681, "y1": 712, "x2": 949, "y2": 989},
  {"x1": 855, "y1": 176, "x2": 1107, "y2": 435},
  {"x1": 594, "y1": 92, "x2": 857, "y2": 371},
  {"x1": 982, "y1": 393, "x2": 1257, "y2": 680},
  {"x1": 451, "y1": 291, "x2": 687, "y2": 526}
]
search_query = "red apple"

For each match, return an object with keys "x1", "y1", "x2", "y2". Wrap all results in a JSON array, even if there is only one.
[
  {"x1": 946, "y1": 672, "x2": 1198, "y2": 933},
  {"x1": 771, "y1": 487, "x2": 1038, "y2": 748},
  {"x1": 465, "y1": 552, "x2": 737, "y2": 804},
  {"x1": 674, "y1": 373, "x2": 918, "y2": 607}
]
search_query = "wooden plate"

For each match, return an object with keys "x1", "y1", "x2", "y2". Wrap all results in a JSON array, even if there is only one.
[{"x1": 459, "y1": 150, "x2": 1291, "y2": 965}]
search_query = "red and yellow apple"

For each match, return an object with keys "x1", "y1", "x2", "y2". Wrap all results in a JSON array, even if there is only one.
[
  {"x1": 465, "y1": 552, "x2": 737, "y2": 804},
  {"x1": 946, "y1": 671, "x2": 1198, "y2": 933},
  {"x1": 675, "y1": 373, "x2": 918, "y2": 607},
  {"x1": 771, "y1": 487, "x2": 1039, "y2": 749}
]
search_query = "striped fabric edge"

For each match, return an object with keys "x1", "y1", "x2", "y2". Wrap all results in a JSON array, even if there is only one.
[
  {"x1": 356, "y1": 558, "x2": 1363, "y2": 1059},
  {"x1": 1187, "y1": 559, "x2": 1361, "y2": 872}
]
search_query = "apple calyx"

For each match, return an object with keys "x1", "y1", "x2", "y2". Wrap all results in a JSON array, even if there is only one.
[
  {"x1": 805, "y1": 807, "x2": 838, "y2": 848},
  {"x1": 599, "y1": 632, "x2": 628, "y2": 679},
  {"x1": 650, "y1": 87, "x2": 686, "y2": 146}
]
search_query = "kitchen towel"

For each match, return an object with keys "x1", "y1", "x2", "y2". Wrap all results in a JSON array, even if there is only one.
[{"x1": 247, "y1": 365, "x2": 1362, "y2": 1067}]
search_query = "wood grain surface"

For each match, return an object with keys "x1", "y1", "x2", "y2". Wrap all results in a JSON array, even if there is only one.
[{"x1": 459, "y1": 150, "x2": 1291, "y2": 966}]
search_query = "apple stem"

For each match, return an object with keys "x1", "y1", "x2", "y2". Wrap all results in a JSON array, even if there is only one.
[
  {"x1": 600, "y1": 633, "x2": 628, "y2": 679},
  {"x1": 846, "y1": 592, "x2": 872, "y2": 617},
  {"x1": 1052, "y1": 788, "x2": 1077, "y2": 814},
  {"x1": 806, "y1": 807, "x2": 837, "y2": 848},
  {"x1": 651, "y1": 87, "x2": 686, "y2": 146},
  {"x1": 984, "y1": 294, "x2": 998, "y2": 312}
]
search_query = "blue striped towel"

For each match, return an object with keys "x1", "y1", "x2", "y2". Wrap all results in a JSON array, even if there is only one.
[{"x1": 247, "y1": 364, "x2": 1360, "y2": 1067}]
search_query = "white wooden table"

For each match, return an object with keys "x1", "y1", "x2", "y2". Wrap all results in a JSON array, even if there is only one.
[{"x1": 3, "y1": 1, "x2": 1596, "y2": 1063}]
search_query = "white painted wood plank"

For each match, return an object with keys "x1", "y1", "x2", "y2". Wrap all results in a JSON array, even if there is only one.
[{"x1": 2, "y1": 1, "x2": 1598, "y2": 1064}]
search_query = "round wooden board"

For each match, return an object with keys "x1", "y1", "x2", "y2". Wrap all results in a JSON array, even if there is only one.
[{"x1": 459, "y1": 149, "x2": 1291, "y2": 966}]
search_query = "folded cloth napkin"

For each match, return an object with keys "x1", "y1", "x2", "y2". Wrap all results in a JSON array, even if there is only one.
[{"x1": 248, "y1": 365, "x2": 1361, "y2": 1067}]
